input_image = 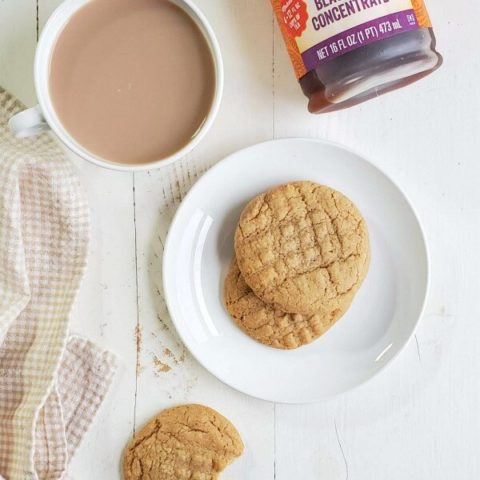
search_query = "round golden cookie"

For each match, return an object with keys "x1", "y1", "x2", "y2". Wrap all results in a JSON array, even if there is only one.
[
  {"x1": 225, "y1": 258, "x2": 354, "y2": 349},
  {"x1": 234, "y1": 181, "x2": 370, "y2": 315},
  {"x1": 123, "y1": 404, "x2": 244, "y2": 480}
]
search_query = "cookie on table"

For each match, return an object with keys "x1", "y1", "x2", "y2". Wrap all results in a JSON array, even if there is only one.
[
  {"x1": 123, "y1": 404, "x2": 244, "y2": 480},
  {"x1": 224, "y1": 258, "x2": 354, "y2": 349},
  {"x1": 234, "y1": 181, "x2": 369, "y2": 315}
]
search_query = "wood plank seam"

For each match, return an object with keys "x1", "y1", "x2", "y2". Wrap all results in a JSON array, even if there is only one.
[{"x1": 133, "y1": 172, "x2": 141, "y2": 435}]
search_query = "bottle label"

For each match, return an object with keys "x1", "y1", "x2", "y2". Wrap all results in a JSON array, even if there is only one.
[{"x1": 271, "y1": 0, "x2": 432, "y2": 78}]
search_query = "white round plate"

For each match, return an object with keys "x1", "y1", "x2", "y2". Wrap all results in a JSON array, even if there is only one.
[{"x1": 163, "y1": 139, "x2": 429, "y2": 403}]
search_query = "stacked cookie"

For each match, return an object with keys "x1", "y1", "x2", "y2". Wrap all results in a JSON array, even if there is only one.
[{"x1": 224, "y1": 181, "x2": 370, "y2": 350}]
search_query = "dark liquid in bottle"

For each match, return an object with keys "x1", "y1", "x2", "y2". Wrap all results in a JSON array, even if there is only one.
[{"x1": 300, "y1": 28, "x2": 442, "y2": 114}]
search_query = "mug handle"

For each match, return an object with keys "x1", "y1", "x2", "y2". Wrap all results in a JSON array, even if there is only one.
[{"x1": 8, "y1": 105, "x2": 50, "y2": 138}]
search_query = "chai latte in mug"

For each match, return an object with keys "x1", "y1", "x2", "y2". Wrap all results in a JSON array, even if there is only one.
[{"x1": 49, "y1": 0, "x2": 216, "y2": 165}]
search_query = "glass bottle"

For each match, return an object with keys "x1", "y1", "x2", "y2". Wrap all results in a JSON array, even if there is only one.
[{"x1": 272, "y1": 0, "x2": 442, "y2": 113}]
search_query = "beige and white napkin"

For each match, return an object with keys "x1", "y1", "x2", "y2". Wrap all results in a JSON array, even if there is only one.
[{"x1": 0, "y1": 88, "x2": 117, "y2": 480}]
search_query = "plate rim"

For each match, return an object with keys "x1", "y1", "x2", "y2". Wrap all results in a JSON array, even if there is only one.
[{"x1": 162, "y1": 137, "x2": 431, "y2": 404}]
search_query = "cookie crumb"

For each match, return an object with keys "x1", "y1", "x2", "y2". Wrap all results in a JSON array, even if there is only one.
[{"x1": 153, "y1": 355, "x2": 171, "y2": 374}]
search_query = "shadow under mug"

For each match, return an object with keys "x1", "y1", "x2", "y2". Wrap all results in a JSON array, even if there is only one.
[{"x1": 8, "y1": 0, "x2": 224, "y2": 172}]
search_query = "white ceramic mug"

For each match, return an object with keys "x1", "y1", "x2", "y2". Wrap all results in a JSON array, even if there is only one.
[{"x1": 8, "y1": 0, "x2": 223, "y2": 172}]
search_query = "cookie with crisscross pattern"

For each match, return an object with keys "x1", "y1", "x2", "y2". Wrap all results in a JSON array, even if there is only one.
[{"x1": 234, "y1": 181, "x2": 369, "y2": 315}]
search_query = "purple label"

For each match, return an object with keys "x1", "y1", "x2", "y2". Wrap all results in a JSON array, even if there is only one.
[{"x1": 301, "y1": 10, "x2": 419, "y2": 71}]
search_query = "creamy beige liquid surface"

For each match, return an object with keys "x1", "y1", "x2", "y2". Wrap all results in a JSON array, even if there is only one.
[{"x1": 49, "y1": 0, "x2": 216, "y2": 165}]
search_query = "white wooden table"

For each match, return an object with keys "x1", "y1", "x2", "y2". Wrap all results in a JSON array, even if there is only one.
[{"x1": 1, "y1": 1, "x2": 478, "y2": 478}]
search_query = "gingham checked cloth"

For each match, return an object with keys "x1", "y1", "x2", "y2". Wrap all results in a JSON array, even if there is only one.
[{"x1": 0, "y1": 88, "x2": 117, "y2": 480}]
